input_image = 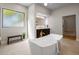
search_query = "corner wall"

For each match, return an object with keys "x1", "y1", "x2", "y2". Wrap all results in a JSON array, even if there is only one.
[{"x1": 28, "y1": 4, "x2": 36, "y2": 39}]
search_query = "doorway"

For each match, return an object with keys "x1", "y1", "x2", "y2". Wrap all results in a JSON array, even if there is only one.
[{"x1": 63, "y1": 15, "x2": 76, "y2": 40}]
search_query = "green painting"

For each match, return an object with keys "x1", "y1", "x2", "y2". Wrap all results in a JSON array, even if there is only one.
[{"x1": 3, "y1": 8, "x2": 25, "y2": 27}]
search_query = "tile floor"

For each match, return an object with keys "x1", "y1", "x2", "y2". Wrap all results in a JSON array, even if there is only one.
[{"x1": 0, "y1": 40, "x2": 31, "y2": 55}]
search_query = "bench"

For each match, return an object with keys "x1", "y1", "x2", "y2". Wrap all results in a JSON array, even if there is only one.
[{"x1": 7, "y1": 35, "x2": 23, "y2": 44}]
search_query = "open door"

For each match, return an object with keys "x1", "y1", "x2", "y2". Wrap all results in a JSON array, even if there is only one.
[{"x1": 63, "y1": 15, "x2": 76, "y2": 40}]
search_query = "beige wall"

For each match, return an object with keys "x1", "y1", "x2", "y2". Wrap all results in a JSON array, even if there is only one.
[
  {"x1": 49, "y1": 4, "x2": 79, "y2": 41},
  {"x1": 0, "y1": 3, "x2": 28, "y2": 44}
]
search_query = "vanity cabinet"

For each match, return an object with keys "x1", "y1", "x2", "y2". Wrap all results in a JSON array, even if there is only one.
[{"x1": 36, "y1": 28, "x2": 50, "y2": 38}]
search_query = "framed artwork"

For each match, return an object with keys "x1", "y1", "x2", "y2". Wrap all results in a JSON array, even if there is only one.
[{"x1": 2, "y1": 8, "x2": 25, "y2": 27}]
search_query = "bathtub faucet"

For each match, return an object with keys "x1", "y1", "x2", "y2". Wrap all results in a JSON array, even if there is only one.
[{"x1": 40, "y1": 30, "x2": 45, "y2": 37}]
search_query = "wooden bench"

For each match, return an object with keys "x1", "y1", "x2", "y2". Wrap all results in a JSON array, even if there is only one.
[{"x1": 7, "y1": 35, "x2": 22, "y2": 44}]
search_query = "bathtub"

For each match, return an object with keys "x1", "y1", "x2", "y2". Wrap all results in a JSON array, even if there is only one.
[{"x1": 29, "y1": 34, "x2": 63, "y2": 55}]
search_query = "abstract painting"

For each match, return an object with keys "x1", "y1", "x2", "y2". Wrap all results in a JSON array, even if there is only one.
[{"x1": 2, "y1": 8, "x2": 25, "y2": 27}]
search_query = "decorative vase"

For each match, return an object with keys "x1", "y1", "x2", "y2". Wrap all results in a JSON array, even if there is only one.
[{"x1": 22, "y1": 33, "x2": 26, "y2": 39}]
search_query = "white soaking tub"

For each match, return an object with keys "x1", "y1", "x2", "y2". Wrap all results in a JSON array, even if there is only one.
[{"x1": 29, "y1": 34, "x2": 63, "y2": 55}]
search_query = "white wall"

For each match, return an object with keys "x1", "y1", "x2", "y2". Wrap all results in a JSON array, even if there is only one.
[
  {"x1": 0, "y1": 9, "x2": 1, "y2": 37},
  {"x1": 36, "y1": 5, "x2": 51, "y2": 28},
  {"x1": 28, "y1": 4, "x2": 36, "y2": 39},
  {"x1": 28, "y1": 4, "x2": 51, "y2": 39},
  {"x1": 0, "y1": 3, "x2": 28, "y2": 44},
  {"x1": 36, "y1": 5, "x2": 51, "y2": 16},
  {"x1": 49, "y1": 4, "x2": 79, "y2": 41}
]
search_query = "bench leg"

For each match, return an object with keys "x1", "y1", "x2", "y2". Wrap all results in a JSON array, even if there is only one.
[
  {"x1": 7, "y1": 38, "x2": 9, "y2": 44},
  {"x1": 21, "y1": 36, "x2": 23, "y2": 40}
]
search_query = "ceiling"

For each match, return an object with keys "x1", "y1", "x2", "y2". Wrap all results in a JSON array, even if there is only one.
[
  {"x1": 37, "y1": 3, "x2": 72, "y2": 10},
  {"x1": 20, "y1": 3, "x2": 72, "y2": 10},
  {"x1": 19, "y1": 3, "x2": 32, "y2": 7}
]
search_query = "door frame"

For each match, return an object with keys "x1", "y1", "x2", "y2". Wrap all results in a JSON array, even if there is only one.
[{"x1": 62, "y1": 14, "x2": 76, "y2": 39}]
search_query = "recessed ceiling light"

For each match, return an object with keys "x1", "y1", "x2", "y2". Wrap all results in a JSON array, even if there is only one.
[{"x1": 44, "y1": 3, "x2": 47, "y2": 6}]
